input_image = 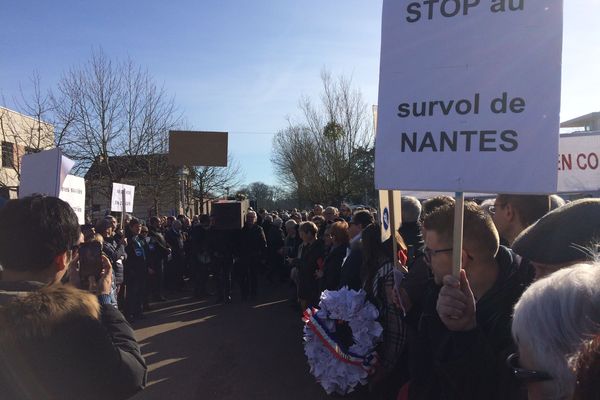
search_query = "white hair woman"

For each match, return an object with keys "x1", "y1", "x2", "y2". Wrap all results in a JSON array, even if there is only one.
[{"x1": 511, "y1": 264, "x2": 600, "y2": 400}]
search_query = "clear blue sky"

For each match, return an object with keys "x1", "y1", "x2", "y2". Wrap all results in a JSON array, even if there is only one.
[{"x1": 1, "y1": 1, "x2": 598, "y2": 187}]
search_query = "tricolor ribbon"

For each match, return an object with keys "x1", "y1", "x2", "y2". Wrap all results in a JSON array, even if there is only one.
[{"x1": 303, "y1": 308, "x2": 378, "y2": 373}]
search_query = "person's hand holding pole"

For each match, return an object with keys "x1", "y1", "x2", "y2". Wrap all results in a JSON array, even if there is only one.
[{"x1": 436, "y1": 269, "x2": 476, "y2": 331}]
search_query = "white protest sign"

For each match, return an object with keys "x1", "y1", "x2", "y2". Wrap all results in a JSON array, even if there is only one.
[
  {"x1": 558, "y1": 132, "x2": 600, "y2": 193},
  {"x1": 19, "y1": 148, "x2": 75, "y2": 198},
  {"x1": 378, "y1": 190, "x2": 402, "y2": 242},
  {"x1": 375, "y1": 0, "x2": 563, "y2": 194},
  {"x1": 59, "y1": 175, "x2": 86, "y2": 224},
  {"x1": 111, "y1": 183, "x2": 135, "y2": 213}
]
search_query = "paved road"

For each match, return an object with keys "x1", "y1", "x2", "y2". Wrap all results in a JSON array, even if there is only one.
[{"x1": 130, "y1": 279, "x2": 332, "y2": 400}]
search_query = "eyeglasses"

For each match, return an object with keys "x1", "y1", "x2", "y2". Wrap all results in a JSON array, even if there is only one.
[
  {"x1": 489, "y1": 203, "x2": 506, "y2": 215},
  {"x1": 506, "y1": 353, "x2": 552, "y2": 382},
  {"x1": 423, "y1": 246, "x2": 453, "y2": 263}
]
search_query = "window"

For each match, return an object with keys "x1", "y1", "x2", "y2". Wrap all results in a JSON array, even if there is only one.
[{"x1": 1, "y1": 142, "x2": 14, "y2": 168}]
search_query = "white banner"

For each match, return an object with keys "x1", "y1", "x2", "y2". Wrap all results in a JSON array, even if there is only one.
[
  {"x1": 111, "y1": 183, "x2": 135, "y2": 213},
  {"x1": 59, "y1": 175, "x2": 86, "y2": 225},
  {"x1": 375, "y1": 0, "x2": 563, "y2": 194}
]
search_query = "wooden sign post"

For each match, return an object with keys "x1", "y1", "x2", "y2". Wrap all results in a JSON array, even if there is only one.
[
  {"x1": 452, "y1": 192, "x2": 465, "y2": 278},
  {"x1": 120, "y1": 188, "x2": 127, "y2": 229}
]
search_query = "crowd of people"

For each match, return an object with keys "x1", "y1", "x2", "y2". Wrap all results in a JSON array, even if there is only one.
[{"x1": 1, "y1": 193, "x2": 600, "y2": 400}]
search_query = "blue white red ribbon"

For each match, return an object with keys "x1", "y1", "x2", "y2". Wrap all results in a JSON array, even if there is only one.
[{"x1": 303, "y1": 307, "x2": 378, "y2": 373}]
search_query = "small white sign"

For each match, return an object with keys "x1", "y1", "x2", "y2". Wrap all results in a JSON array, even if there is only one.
[
  {"x1": 19, "y1": 148, "x2": 75, "y2": 198},
  {"x1": 59, "y1": 175, "x2": 86, "y2": 224},
  {"x1": 557, "y1": 132, "x2": 600, "y2": 193},
  {"x1": 111, "y1": 183, "x2": 135, "y2": 213},
  {"x1": 375, "y1": 0, "x2": 563, "y2": 194}
]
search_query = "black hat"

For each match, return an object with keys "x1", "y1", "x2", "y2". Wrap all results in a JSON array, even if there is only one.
[{"x1": 513, "y1": 199, "x2": 600, "y2": 264}]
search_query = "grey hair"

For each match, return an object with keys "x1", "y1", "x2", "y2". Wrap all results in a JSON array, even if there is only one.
[
  {"x1": 401, "y1": 196, "x2": 421, "y2": 223},
  {"x1": 512, "y1": 264, "x2": 600, "y2": 400}
]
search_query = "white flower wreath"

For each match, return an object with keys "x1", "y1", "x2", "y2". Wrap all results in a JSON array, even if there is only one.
[{"x1": 303, "y1": 287, "x2": 383, "y2": 395}]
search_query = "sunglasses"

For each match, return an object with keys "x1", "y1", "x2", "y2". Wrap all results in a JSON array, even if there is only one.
[{"x1": 506, "y1": 353, "x2": 553, "y2": 382}]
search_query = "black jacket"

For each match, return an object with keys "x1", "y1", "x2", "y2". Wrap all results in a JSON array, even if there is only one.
[
  {"x1": 165, "y1": 228, "x2": 185, "y2": 259},
  {"x1": 399, "y1": 222, "x2": 424, "y2": 265},
  {"x1": 298, "y1": 239, "x2": 326, "y2": 304},
  {"x1": 240, "y1": 224, "x2": 267, "y2": 260},
  {"x1": 124, "y1": 236, "x2": 148, "y2": 282},
  {"x1": 0, "y1": 282, "x2": 147, "y2": 400},
  {"x1": 408, "y1": 246, "x2": 532, "y2": 400},
  {"x1": 339, "y1": 239, "x2": 362, "y2": 290},
  {"x1": 320, "y1": 244, "x2": 347, "y2": 292},
  {"x1": 208, "y1": 227, "x2": 240, "y2": 259},
  {"x1": 147, "y1": 228, "x2": 170, "y2": 267},
  {"x1": 267, "y1": 227, "x2": 285, "y2": 255}
]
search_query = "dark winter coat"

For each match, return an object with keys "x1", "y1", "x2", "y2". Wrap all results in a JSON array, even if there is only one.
[
  {"x1": 339, "y1": 238, "x2": 363, "y2": 290},
  {"x1": 124, "y1": 236, "x2": 148, "y2": 283},
  {"x1": 399, "y1": 221, "x2": 424, "y2": 265},
  {"x1": 320, "y1": 243, "x2": 347, "y2": 292},
  {"x1": 407, "y1": 246, "x2": 532, "y2": 400},
  {"x1": 298, "y1": 239, "x2": 326, "y2": 305},
  {"x1": 240, "y1": 224, "x2": 267, "y2": 260},
  {"x1": 147, "y1": 228, "x2": 170, "y2": 269},
  {"x1": 165, "y1": 228, "x2": 185, "y2": 260}
]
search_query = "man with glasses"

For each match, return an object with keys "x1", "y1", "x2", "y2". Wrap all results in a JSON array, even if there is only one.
[
  {"x1": 490, "y1": 194, "x2": 550, "y2": 246},
  {"x1": 0, "y1": 195, "x2": 146, "y2": 400},
  {"x1": 405, "y1": 202, "x2": 531, "y2": 400}
]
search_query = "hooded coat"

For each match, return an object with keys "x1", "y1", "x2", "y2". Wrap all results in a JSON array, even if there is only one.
[{"x1": 0, "y1": 283, "x2": 147, "y2": 400}]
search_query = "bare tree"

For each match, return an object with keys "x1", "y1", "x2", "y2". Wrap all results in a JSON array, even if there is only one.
[
  {"x1": 271, "y1": 69, "x2": 373, "y2": 205},
  {"x1": 54, "y1": 49, "x2": 181, "y2": 199},
  {"x1": 190, "y1": 155, "x2": 244, "y2": 214}
]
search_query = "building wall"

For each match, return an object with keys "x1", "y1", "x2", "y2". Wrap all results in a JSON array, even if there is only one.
[{"x1": 0, "y1": 107, "x2": 54, "y2": 199}]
